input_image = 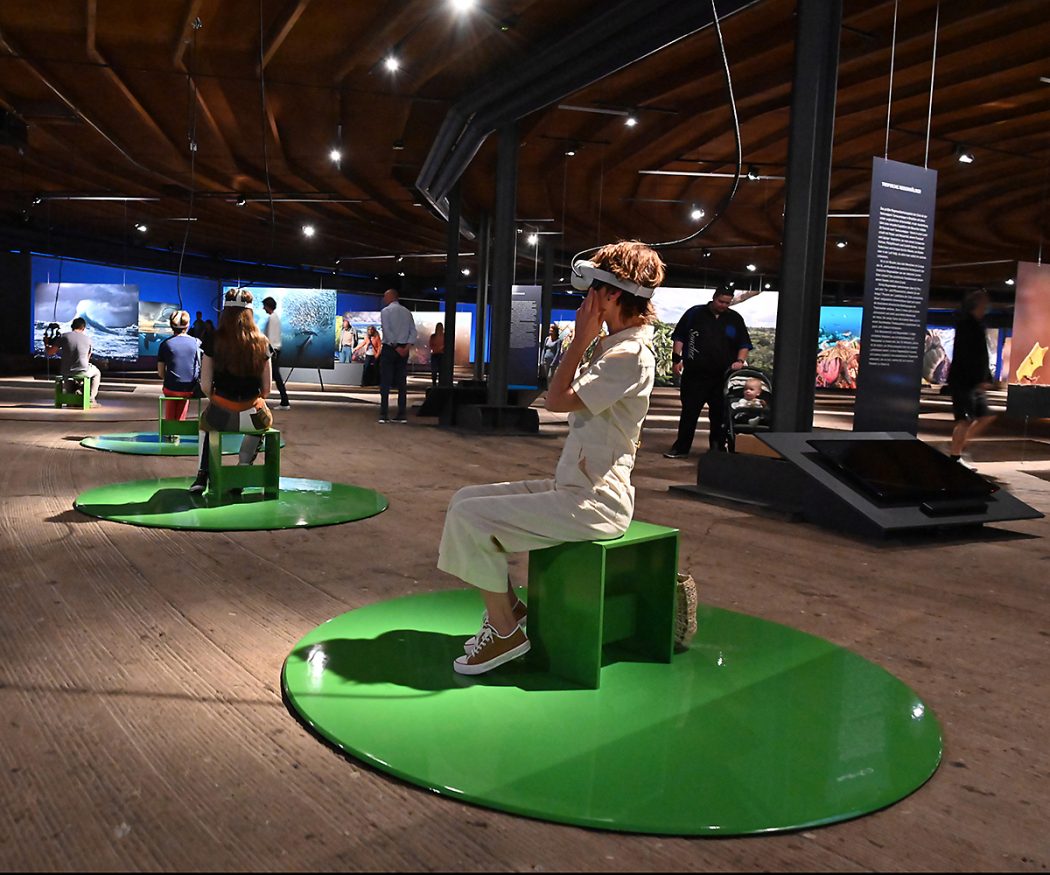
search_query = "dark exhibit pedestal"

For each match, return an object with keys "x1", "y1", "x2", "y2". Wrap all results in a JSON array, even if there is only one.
[
  {"x1": 418, "y1": 380, "x2": 541, "y2": 433},
  {"x1": 683, "y1": 432, "x2": 1043, "y2": 540}
]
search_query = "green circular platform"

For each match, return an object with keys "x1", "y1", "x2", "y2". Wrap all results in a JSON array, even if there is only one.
[
  {"x1": 74, "y1": 476, "x2": 387, "y2": 531},
  {"x1": 282, "y1": 590, "x2": 942, "y2": 835},
  {"x1": 80, "y1": 432, "x2": 286, "y2": 456}
]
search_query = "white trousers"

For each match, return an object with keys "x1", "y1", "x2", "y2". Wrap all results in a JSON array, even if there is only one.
[
  {"x1": 437, "y1": 479, "x2": 627, "y2": 593},
  {"x1": 68, "y1": 364, "x2": 101, "y2": 402}
]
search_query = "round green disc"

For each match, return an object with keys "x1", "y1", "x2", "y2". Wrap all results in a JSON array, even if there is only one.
[
  {"x1": 282, "y1": 590, "x2": 942, "y2": 835},
  {"x1": 81, "y1": 432, "x2": 285, "y2": 456},
  {"x1": 74, "y1": 477, "x2": 387, "y2": 531}
]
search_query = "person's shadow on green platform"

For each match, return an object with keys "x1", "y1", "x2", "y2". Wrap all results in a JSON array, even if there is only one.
[{"x1": 290, "y1": 632, "x2": 579, "y2": 694}]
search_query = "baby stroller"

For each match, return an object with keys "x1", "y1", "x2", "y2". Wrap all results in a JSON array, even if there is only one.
[{"x1": 723, "y1": 365, "x2": 773, "y2": 452}]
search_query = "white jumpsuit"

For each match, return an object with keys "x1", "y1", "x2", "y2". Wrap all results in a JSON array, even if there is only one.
[{"x1": 437, "y1": 324, "x2": 656, "y2": 592}]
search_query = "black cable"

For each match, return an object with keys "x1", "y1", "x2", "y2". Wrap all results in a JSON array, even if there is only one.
[
  {"x1": 568, "y1": 0, "x2": 742, "y2": 270},
  {"x1": 259, "y1": 0, "x2": 277, "y2": 259},
  {"x1": 176, "y1": 17, "x2": 202, "y2": 310}
]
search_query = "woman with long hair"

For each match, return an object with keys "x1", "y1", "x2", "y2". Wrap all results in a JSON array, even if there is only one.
[
  {"x1": 438, "y1": 240, "x2": 665, "y2": 675},
  {"x1": 189, "y1": 288, "x2": 273, "y2": 494},
  {"x1": 354, "y1": 325, "x2": 382, "y2": 386}
]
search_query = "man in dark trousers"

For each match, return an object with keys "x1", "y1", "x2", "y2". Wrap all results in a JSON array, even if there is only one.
[
  {"x1": 664, "y1": 286, "x2": 751, "y2": 458},
  {"x1": 948, "y1": 288, "x2": 996, "y2": 467}
]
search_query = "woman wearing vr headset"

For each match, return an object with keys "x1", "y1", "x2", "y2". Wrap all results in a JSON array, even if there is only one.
[
  {"x1": 439, "y1": 240, "x2": 665, "y2": 675},
  {"x1": 189, "y1": 287, "x2": 274, "y2": 494}
]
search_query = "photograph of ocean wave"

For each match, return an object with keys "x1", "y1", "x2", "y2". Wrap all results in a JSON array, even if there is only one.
[{"x1": 33, "y1": 283, "x2": 140, "y2": 362}]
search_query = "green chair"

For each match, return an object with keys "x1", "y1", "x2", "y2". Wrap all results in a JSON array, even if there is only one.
[
  {"x1": 527, "y1": 520, "x2": 679, "y2": 689},
  {"x1": 157, "y1": 395, "x2": 201, "y2": 440},
  {"x1": 54, "y1": 374, "x2": 91, "y2": 409},
  {"x1": 206, "y1": 428, "x2": 281, "y2": 500}
]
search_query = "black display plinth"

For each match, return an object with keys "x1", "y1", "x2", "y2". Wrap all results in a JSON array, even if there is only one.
[
  {"x1": 457, "y1": 404, "x2": 539, "y2": 434},
  {"x1": 1007, "y1": 384, "x2": 1050, "y2": 419},
  {"x1": 680, "y1": 432, "x2": 1042, "y2": 540}
]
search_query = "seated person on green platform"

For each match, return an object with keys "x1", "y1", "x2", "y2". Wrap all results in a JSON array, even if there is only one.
[
  {"x1": 189, "y1": 288, "x2": 273, "y2": 494},
  {"x1": 45, "y1": 317, "x2": 102, "y2": 408},
  {"x1": 157, "y1": 310, "x2": 201, "y2": 433},
  {"x1": 437, "y1": 240, "x2": 665, "y2": 676}
]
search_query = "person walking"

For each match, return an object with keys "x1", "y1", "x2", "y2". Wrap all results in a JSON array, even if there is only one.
[
  {"x1": 378, "y1": 289, "x2": 417, "y2": 422},
  {"x1": 261, "y1": 296, "x2": 291, "y2": 410},
  {"x1": 948, "y1": 289, "x2": 996, "y2": 467},
  {"x1": 664, "y1": 286, "x2": 751, "y2": 458}
]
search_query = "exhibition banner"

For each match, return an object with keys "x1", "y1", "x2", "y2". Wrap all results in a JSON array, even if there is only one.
[
  {"x1": 508, "y1": 285, "x2": 542, "y2": 389},
  {"x1": 854, "y1": 158, "x2": 937, "y2": 434},
  {"x1": 1005, "y1": 261, "x2": 1050, "y2": 418}
]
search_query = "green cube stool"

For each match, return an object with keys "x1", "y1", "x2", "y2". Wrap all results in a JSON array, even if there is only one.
[
  {"x1": 527, "y1": 520, "x2": 679, "y2": 689},
  {"x1": 54, "y1": 374, "x2": 91, "y2": 409},
  {"x1": 206, "y1": 428, "x2": 281, "y2": 501},
  {"x1": 157, "y1": 395, "x2": 202, "y2": 439}
]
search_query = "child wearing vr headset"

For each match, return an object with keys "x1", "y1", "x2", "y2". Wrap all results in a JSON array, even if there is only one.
[{"x1": 438, "y1": 239, "x2": 665, "y2": 676}]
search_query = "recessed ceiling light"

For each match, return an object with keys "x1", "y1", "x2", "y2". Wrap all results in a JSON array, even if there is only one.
[
  {"x1": 302, "y1": 224, "x2": 316, "y2": 237},
  {"x1": 384, "y1": 55, "x2": 400, "y2": 73}
]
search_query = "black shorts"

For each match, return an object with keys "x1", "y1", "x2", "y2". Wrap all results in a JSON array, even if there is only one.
[{"x1": 950, "y1": 385, "x2": 991, "y2": 421}]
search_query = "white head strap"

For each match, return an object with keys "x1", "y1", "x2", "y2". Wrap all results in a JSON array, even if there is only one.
[
  {"x1": 570, "y1": 260, "x2": 654, "y2": 299},
  {"x1": 224, "y1": 289, "x2": 252, "y2": 309}
]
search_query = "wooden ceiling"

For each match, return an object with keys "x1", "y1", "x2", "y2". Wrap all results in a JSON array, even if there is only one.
[{"x1": 0, "y1": 0, "x2": 1047, "y2": 301}]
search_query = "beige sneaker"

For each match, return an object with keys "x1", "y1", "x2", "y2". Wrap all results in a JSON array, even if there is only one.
[
  {"x1": 464, "y1": 599, "x2": 527, "y2": 652},
  {"x1": 453, "y1": 623, "x2": 530, "y2": 675}
]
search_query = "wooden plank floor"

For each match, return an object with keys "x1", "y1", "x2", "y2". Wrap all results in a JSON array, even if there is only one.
[{"x1": 1, "y1": 380, "x2": 1048, "y2": 871}]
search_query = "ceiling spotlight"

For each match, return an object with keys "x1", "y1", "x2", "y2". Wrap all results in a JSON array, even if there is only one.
[
  {"x1": 701, "y1": 248, "x2": 712, "y2": 258},
  {"x1": 302, "y1": 224, "x2": 316, "y2": 237},
  {"x1": 384, "y1": 54, "x2": 401, "y2": 73},
  {"x1": 835, "y1": 237, "x2": 848, "y2": 249},
  {"x1": 461, "y1": 268, "x2": 471, "y2": 276},
  {"x1": 747, "y1": 164, "x2": 760, "y2": 181},
  {"x1": 450, "y1": 0, "x2": 477, "y2": 11},
  {"x1": 565, "y1": 148, "x2": 576, "y2": 157},
  {"x1": 764, "y1": 283, "x2": 771, "y2": 290},
  {"x1": 235, "y1": 196, "x2": 247, "y2": 207},
  {"x1": 329, "y1": 148, "x2": 342, "y2": 163},
  {"x1": 32, "y1": 196, "x2": 43, "y2": 205},
  {"x1": 955, "y1": 145, "x2": 975, "y2": 164},
  {"x1": 393, "y1": 140, "x2": 405, "y2": 150},
  {"x1": 398, "y1": 271, "x2": 406, "y2": 277},
  {"x1": 135, "y1": 223, "x2": 148, "y2": 233},
  {"x1": 624, "y1": 115, "x2": 638, "y2": 128},
  {"x1": 1005, "y1": 278, "x2": 1015, "y2": 286},
  {"x1": 396, "y1": 255, "x2": 405, "y2": 263},
  {"x1": 527, "y1": 232, "x2": 539, "y2": 246},
  {"x1": 746, "y1": 263, "x2": 757, "y2": 272},
  {"x1": 690, "y1": 206, "x2": 705, "y2": 222}
]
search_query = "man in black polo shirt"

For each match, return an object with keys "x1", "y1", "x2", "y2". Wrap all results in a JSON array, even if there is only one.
[{"x1": 664, "y1": 287, "x2": 751, "y2": 458}]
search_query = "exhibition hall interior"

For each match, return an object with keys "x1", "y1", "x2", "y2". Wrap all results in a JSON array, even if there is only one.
[{"x1": 1, "y1": 0, "x2": 1048, "y2": 870}]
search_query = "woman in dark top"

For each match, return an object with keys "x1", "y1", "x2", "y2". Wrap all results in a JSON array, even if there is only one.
[{"x1": 189, "y1": 288, "x2": 273, "y2": 494}]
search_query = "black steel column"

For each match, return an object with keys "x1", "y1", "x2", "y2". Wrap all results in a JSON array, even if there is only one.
[
  {"x1": 440, "y1": 182, "x2": 461, "y2": 388},
  {"x1": 473, "y1": 212, "x2": 490, "y2": 381},
  {"x1": 771, "y1": 0, "x2": 842, "y2": 433},
  {"x1": 487, "y1": 123, "x2": 517, "y2": 407},
  {"x1": 541, "y1": 236, "x2": 554, "y2": 346}
]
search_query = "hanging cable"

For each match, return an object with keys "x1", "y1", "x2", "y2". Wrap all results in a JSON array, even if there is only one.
[
  {"x1": 176, "y1": 16, "x2": 203, "y2": 309},
  {"x1": 259, "y1": 0, "x2": 277, "y2": 259},
  {"x1": 923, "y1": 1, "x2": 940, "y2": 169},
  {"x1": 569, "y1": 0, "x2": 742, "y2": 269},
  {"x1": 884, "y1": 0, "x2": 899, "y2": 159}
]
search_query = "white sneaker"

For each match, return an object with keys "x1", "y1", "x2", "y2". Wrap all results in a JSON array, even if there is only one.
[
  {"x1": 453, "y1": 623, "x2": 530, "y2": 675},
  {"x1": 464, "y1": 600, "x2": 528, "y2": 652}
]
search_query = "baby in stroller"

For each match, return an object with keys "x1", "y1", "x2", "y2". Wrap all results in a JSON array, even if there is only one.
[{"x1": 725, "y1": 368, "x2": 773, "y2": 451}]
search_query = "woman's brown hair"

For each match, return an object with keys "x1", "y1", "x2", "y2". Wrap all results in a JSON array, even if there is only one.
[
  {"x1": 214, "y1": 289, "x2": 270, "y2": 377},
  {"x1": 590, "y1": 240, "x2": 665, "y2": 324}
]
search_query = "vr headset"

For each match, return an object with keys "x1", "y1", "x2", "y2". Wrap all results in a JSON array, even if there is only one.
[{"x1": 569, "y1": 260, "x2": 655, "y2": 299}]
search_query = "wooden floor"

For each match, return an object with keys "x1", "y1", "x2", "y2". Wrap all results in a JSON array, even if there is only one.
[{"x1": 1, "y1": 378, "x2": 1048, "y2": 872}]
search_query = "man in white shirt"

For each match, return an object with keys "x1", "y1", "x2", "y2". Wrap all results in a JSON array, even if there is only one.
[
  {"x1": 262, "y1": 296, "x2": 290, "y2": 409},
  {"x1": 378, "y1": 288, "x2": 418, "y2": 422}
]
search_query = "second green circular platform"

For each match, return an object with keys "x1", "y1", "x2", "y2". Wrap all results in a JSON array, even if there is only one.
[
  {"x1": 81, "y1": 432, "x2": 286, "y2": 456},
  {"x1": 74, "y1": 476, "x2": 387, "y2": 530},
  {"x1": 283, "y1": 589, "x2": 942, "y2": 836}
]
